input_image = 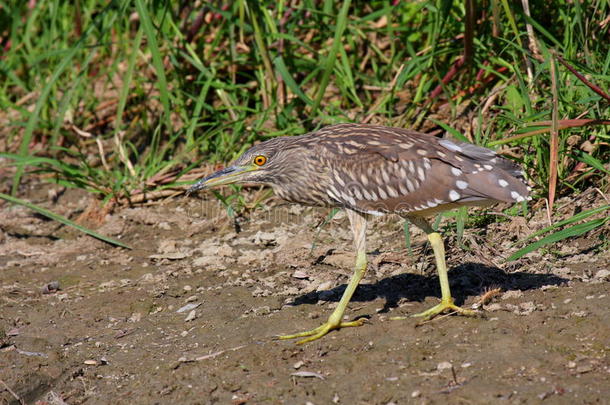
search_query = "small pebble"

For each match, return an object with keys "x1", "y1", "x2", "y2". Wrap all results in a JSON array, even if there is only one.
[
  {"x1": 41, "y1": 281, "x2": 60, "y2": 294},
  {"x1": 411, "y1": 390, "x2": 421, "y2": 398},
  {"x1": 437, "y1": 361, "x2": 453, "y2": 371},
  {"x1": 293, "y1": 361, "x2": 304, "y2": 369},
  {"x1": 184, "y1": 310, "x2": 197, "y2": 322}
]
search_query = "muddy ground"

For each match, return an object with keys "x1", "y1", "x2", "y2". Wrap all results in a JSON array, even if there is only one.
[{"x1": 1, "y1": 184, "x2": 608, "y2": 405}]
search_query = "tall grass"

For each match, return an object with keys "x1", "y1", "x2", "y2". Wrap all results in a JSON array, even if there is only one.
[{"x1": 0, "y1": 1, "x2": 608, "y2": 254}]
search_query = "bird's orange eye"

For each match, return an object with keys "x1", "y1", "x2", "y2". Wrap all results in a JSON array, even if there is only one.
[{"x1": 253, "y1": 155, "x2": 267, "y2": 166}]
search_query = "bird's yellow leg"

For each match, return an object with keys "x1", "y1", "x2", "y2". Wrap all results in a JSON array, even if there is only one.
[
  {"x1": 278, "y1": 251, "x2": 368, "y2": 344},
  {"x1": 412, "y1": 231, "x2": 477, "y2": 319},
  {"x1": 279, "y1": 209, "x2": 369, "y2": 344}
]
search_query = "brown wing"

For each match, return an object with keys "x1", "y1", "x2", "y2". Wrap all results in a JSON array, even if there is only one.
[{"x1": 310, "y1": 124, "x2": 530, "y2": 216}]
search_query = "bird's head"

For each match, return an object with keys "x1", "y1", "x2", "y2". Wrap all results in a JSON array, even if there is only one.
[{"x1": 187, "y1": 137, "x2": 297, "y2": 194}]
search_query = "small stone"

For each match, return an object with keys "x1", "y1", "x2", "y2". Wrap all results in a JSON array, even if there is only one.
[
  {"x1": 437, "y1": 361, "x2": 453, "y2": 371},
  {"x1": 177, "y1": 302, "x2": 200, "y2": 313},
  {"x1": 293, "y1": 361, "x2": 304, "y2": 369},
  {"x1": 84, "y1": 360, "x2": 97, "y2": 365},
  {"x1": 292, "y1": 270, "x2": 309, "y2": 279},
  {"x1": 461, "y1": 362, "x2": 472, "y2": 368},
  {"x1": 501, "y1": 290, "x2": 524, "y2": 300},
  {"x1": 217, "y1": 244, "x2": 234, "y2": 257},
  {"x1": 316, "y1": 281, "x2": 333, "y2": 292},
  {"x1": 253, "y1": 231, "x2": 276, "y2": 246},
  {"x1": 567, "y1": 361, "x2": 577, "y2": 369},
  {"x1": 411, "y1": 390, "x2": 421, "y2": 398},
  {"x1": 253, "y1": 306, "x2": 271, "y2": 316},
  {"x1": 128, "y1": 312, "x2": 142, "y2": 322},
  {"x1": 593, "y1": 269, "x2": 610, "y2": 281},
  {"x1": 570, "y1": 310, "x2": 588, "y2": 318},
  {"x1": 563, "y1": 298, "x2": 572, "y2": 304},
  {"x1": 184, "y1": 310, "x2": 197, "y2": 322},
  {"x1": 183, "y1": 285, "x2": 192, "y2": 292},
  {"x1": 41, "y1": 281, "x2": 60, "y2": 294},
  {"x1": 485, "y1": 303, "x2": 503, "y2": 312}
]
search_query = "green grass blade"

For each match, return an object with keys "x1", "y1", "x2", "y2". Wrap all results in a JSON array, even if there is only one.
[
  {"x1": 517, "y1": 204, "x2": 610, "y2": 243},
  {"x1": 134, "y1": 0, "x2": 171, "y2": 129},
  {"x1": 403, "y1": 219, "x2": 412, "y2": 254},
  {"x1": 273, "y1": 56, "x2": 313, "y2": 106},
  {"x1": 311, "y1": 0, "x2": 351, "y2": 114},
  {"x1": 574, "y1": 151, "x2": 610, "y2": 176},
  {"x1": 428, "y1": 119, "x2": 470, "y2": 143},
  {"x1": 10, "y1": 44, "x2": 81, "y2": 196},
  {"x1": 0, "y1": 192, "x2": 130, "y2": 249},
  {"x1": 507, "y1": 217, "x2": 608, "y2": 261}
]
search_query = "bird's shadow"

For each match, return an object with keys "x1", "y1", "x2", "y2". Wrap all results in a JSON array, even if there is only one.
[{"x1": 288, "y1": 262, "x2": 567, "y2": 313}]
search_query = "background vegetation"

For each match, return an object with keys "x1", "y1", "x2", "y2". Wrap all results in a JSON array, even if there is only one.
[{"x1": 1, "y1": 0, "x2": 608, "y2": 253}]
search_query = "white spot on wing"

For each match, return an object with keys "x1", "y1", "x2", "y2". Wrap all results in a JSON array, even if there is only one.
[
  {"x1": 378, "y1": 187, "x2": 388, "y2": 200},
  {"x1": 405, "y1": 179, "x2": 415, "y2": 192},
  {"x1": 398, "y1": 182, "x2": 408, "y2": 195},
  {"x1": 451, "y1": 167, "x2": 462, "y2": 176},
  {"x1": 498, "y1": 179, "x2": 509, "y2": 187},
  {"x1": 449, "y1": 190, "x2": 460, "y2": 201},
  {"x1": 456, "y1": 180, "x2": 468, "y2": 190},
  {"x1": 381, "y1": 169, "x2": 390, "y2": 183}
]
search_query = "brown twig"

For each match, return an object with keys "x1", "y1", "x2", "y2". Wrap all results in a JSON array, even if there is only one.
[
  {"x1": 0, "y1": 379, "x2": 25, "y2": 405},
  {"x1": 555, "y1": 53, "x2": 610, "y2": 103}
]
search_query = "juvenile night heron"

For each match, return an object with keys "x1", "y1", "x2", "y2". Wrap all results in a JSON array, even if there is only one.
[{"x1": 188, "y1": 123, "x2": 529, "y2": 344}]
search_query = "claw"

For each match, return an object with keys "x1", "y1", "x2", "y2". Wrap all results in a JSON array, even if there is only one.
[
  {"x1": 278, "y1": 318, "x2": 367, "y2": 344},
  {"x1": 412, "y1": 298, "x2": 479, "y2": 320}
]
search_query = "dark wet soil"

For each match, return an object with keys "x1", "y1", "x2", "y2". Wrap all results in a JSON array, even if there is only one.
[{"x1": 1, "y1": 185, "x2": 608, "y2": 404}]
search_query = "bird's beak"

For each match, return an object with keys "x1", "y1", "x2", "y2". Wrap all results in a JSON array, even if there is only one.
[{"x1": 187, "y1": 165, "x2": 251, "y2": 194}]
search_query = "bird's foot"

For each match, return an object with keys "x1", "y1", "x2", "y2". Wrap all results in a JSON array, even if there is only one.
[
  {"x1": 278, "y1": 318, "x2": 367, "y2": 344},
  {"x1": 411, "y1": 298, "x2": 479, "y2": 320}
]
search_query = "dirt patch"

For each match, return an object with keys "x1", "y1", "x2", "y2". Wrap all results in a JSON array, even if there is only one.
[{"x1": 1, "y1": 186, "x2": 609, "y2": 404}]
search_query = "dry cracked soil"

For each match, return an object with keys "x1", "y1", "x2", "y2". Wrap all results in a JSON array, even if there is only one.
[{"x1": 1, "y1": 184, "x2": 609, "y2": 405}]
